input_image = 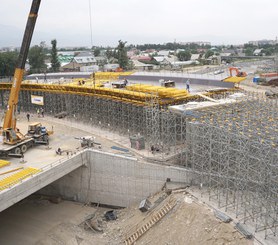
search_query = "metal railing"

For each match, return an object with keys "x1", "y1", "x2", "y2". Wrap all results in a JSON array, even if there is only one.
[{"x1": 0, "y1": 148, "x2": 87, "y2": 192}]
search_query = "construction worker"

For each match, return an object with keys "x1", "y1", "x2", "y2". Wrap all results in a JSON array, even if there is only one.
[
  {"x1": 20, "y1": 153, "x2": 25, "y2": 163},
  {"x1": 56, "y1": 147, "x2": 62, "y2": 155},
  {"x1": 40, "y1": 108, "x2": 44, "y2": 117},
  {"x1": 186, "y1": 79, "x2": 190, "y2": 92}
]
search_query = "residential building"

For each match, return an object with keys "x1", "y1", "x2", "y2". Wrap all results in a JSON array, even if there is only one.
[
  {"x1": 132, "y1": 60, "x2": 156, "y2": 71},
  {"x1": 60, "y1": 51, "x2": 97, "y2": 72},
  {"x1": 73, "y1": 51, "x2": 96, "y2": 65}
]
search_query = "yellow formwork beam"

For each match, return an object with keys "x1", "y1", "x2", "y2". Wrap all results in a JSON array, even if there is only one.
[
  {"x1": 126, "y1": 84, "x2": 189, "y2": 98},
  {"x1": 0, "y1": 160, "x2": 11, "y2": 168},
  {"x1": 0, "y1": 167, "x2": 41, "y2": 191},
  {"x1": 0, "y1": 82, "x2": 235, "y2": 107},
  {"x1": 94, "y1": 71, "x2": 133, "y2": 80}
]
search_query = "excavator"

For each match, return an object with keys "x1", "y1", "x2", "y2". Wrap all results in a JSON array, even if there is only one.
[
  {"x1": 223, "y1": 67, "x2": 247, "y2": 84},
  {"x1": 0, "y1": 0, "x2": 52, "y2": 157},
  {"x1": 228, "y1": 67, "x2": 247, "y2": 77}
]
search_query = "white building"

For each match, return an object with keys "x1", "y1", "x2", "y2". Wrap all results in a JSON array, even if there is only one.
[
  {"x1": 103, "y1": 64, "x2": 120, "y2": 71},
  {"x1": 80, "y1": 65, "x2": 99, "y2": 72}
]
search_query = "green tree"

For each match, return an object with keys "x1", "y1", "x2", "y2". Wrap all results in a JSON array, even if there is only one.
[
  {"x1": 93, "y1": 48, "x2": 101, "y2": 57},
  {"x1": 0, "y1": 51, "x2": 18, "y2": 77},
  {"x1": 244, "y1": 43, "x2": 256, "y2": 49},
  {"x1": 205, "y1": 50, "x2": 214, "y2": 59},
  {"x1": 28, "y1": 44, "x2": 47, "y2": 74},
  {"x1": 262, "y1": 48, "x2": 273, "y2": 56},
  {"x1": 105, "y1": 48, "x2": 114, "y2": 60},
  {"x1": 40, "y1": 41, "x2": 48, "y2": 54},
  {"x1": 50, "y1": 39, "x2": 60, "y2": 72},
  {"x1": 115, "y1": 40, "x2": 129, "y2": 69},
  {"x1": 177, "y1": 50, "x2": 191, "y2": 61},
  {"x1": 245, "y1": 47, "x2": 254, "y2": 56},
  {"x1": 126, "y1": 60, "x2": 135, "y2": 70}
]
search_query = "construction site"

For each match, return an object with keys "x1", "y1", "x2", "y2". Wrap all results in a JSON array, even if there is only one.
[
  {"x1": 0, "y1": 68, "x2": 277, "y2": 244},
  {"x1": 0, "y1": 1, "x2": 278, "y2": 245}
]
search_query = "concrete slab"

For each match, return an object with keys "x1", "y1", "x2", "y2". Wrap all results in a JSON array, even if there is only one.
[{"x1": 120, "y1": 71, "x2": 235, "y2": 94}]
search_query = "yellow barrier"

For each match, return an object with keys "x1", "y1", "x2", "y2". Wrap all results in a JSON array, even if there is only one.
[{"x1": 0, "y1": 167, "x2": 41, "y2": 191}]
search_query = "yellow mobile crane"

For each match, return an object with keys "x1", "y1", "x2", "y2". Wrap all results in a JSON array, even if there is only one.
[{"x1": 0, "y1": 0, "x2": 52, "y2": 157}]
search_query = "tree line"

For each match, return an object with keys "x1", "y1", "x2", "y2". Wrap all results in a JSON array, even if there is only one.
[
  {"x1": 0, "y1": 39, "x2": 60, "y2": 77},
  {"x1": 135, "y1": 42, "x2": 211, "y2": 51},
  {"x1": 1, "y1": 40, "x2": 277, "y2": 77},
  {"x1": 243, "y1": 43, "x2": 278, "y2": 56},
  {"x1": 0, "y1": 39, "x2": 130, "y2": 76}
]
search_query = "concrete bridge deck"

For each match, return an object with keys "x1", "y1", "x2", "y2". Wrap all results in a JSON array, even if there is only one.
[{"x1": 0, "y1": 151, "x2": 86, "y2": 212}]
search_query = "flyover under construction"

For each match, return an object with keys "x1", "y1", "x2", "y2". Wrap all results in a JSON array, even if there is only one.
[{"x1": 0, "y1": 73, "x2": 277, "y2": 241}]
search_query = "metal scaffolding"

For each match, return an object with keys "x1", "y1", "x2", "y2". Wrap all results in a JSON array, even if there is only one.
[
  {"x1": 0, "y1": 87, "x2": 277, "y2": 239},
  {"x1": 184, "y1": 92, "x2": 278, "y2": 239},
  {"x1": 15, "y1": 90, "x2": 147, "y2": 137}
]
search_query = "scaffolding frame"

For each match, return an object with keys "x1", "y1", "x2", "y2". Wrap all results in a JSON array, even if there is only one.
[
  {"x1": 0, "y1": 88, "x2": 277, "y2": 239},
  {"x1": 184, "y1": 92, "x2": 278, "y2": 239}
]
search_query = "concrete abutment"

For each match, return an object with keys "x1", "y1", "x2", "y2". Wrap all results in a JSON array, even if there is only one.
[{"x1": 39, "y1": 149, "x2": 194, "y2": 207}]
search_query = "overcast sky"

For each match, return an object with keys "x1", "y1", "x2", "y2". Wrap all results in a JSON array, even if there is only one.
[{"x1": 1, "y1": 0, "x2": 277, "y2": 48}]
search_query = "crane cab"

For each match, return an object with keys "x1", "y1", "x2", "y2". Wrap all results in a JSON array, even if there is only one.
[
  {"x1": 28, "y1": 122, "x2": 43, "y2": 135},
  {"x1": 2, "y1": 128, "x2": 25, "y2": 145}
]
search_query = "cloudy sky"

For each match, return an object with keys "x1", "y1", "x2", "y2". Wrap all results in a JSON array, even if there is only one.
[{"x1": 1, "y1": 0, "x2": 277, "y2": 48}]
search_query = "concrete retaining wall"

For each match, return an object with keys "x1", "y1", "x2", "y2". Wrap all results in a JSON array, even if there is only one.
[{"x1": 39, "y1": 150, "x2": 194, "y2": 207}]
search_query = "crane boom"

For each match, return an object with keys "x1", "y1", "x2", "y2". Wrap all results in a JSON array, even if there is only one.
[
  {"x1": 0, "y1": 0, "x2": 52, "y2": 155},
  {"x1": 3, "y1": 0, "x2": 41, "y2": 130}
]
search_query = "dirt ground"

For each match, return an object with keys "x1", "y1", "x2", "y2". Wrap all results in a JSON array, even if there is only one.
[
  {"x1": 118, "y1": 191, "x2": 251, "y2": 245},
  {"x1": 0, "y1": 190, "x2": 252, "y2": 245},
  {"x1": 0, "y1": 112, "x2": 136, "y2": 176}
]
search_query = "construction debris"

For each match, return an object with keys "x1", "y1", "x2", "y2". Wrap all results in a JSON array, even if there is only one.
[
  {"x1": 268, "y1": 78, "x2": 278, "y2": 86},
  {"x1": 214, "y1": 209, "x2": 232, "y2": 223},
  {"x1": 81, "y1": 213, "x2": 103, "y2": 233},
  {"x1": 139, "y1": 198, "x2": 152, "y2": 212},
  {"x1": 0, "y1": 190, "x2": 251, "y2": 244},
  {"x1": 165, "y1": 180, "x2": 190, "y2": 192},
  {"x1": 265, "y1": 88, "x2": 278, "y2": 97},
  {"x1": 104, "y1": 210, "x2": 117, "y2": 221},
  {"x1": 235, "y1": 223, "x2": 253, "y2": 240},
  {"x1": 54, "y1": 111, "x2": 67, "y2": 119},
  {"x1": 124, "y1": 194, "x2": 177, "y2": 245}
]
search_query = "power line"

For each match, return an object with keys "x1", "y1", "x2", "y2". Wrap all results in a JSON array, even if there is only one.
[{"x1": 88, "y1": 0, "x2": 93, "y2": 47}]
